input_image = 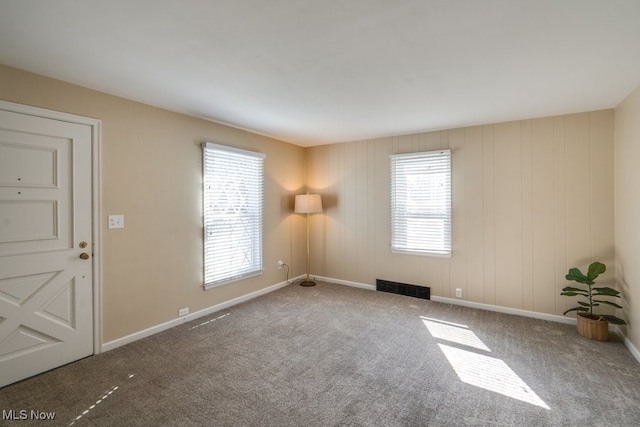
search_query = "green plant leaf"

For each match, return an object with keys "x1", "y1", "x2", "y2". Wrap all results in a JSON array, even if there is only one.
[
  {"x1": 561, "y1": 286, "x2": 588, "y2": 293},
  {"x1": 599, "y1": 314, "x2": 627, "y2": 325},
  {"x1": 587, "y1": 261, "x2": 606, "y2": 281},
  {"x1": 566, "y1": 268, "x2": 590, "y2": 284},
  {"x1": 593, "y1": 287, "x2": 620, "y2": 297},
  {"x1": 593, "y1": 300, "x2": 623, "y2": 309},
  {"x1": 563, "y1": 307, "x2": 589, "y2": 315},
  {"x1": 561, "y1": 291, "x2": 589, "y2": 297},
  {"x1": 577, "y1": 301, "x2": 593, "y2": 307}
]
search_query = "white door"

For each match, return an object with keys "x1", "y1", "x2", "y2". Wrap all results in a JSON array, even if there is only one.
[{"x1": 0, "y1": 108, "x2": 94, "y2": 388}]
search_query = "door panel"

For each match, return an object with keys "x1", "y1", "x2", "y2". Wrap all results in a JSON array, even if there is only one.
[
  {"x1": 0, "y1": 109, "x2": 93, "y2": 388},
  {"x1": 0, "y1": 129, "x2": 73, "y2": 256}
]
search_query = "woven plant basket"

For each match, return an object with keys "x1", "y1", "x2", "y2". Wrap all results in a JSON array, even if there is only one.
[{"x1": 577, "y1": 313, "x2": 609, "y2": 341}]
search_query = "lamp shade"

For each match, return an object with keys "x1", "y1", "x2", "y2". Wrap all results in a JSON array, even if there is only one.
[{"x1": 295, "y1": 194, "x2": 322, "y2": 214}]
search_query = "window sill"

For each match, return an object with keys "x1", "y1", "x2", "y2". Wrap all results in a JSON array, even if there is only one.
[
  {"x1": 392, "y1": 249, "x2": 452, "y2": 259},
  {"x1": 204, "y1": 269, "x2": 264, "y2": 290}
]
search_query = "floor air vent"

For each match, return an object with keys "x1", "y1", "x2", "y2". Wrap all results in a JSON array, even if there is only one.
[{"x1": 376, "y1": 279, "x2": 430, "y2": 300}]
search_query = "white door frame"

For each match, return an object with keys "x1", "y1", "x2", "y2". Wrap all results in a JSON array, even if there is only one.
[{"x1": 0, "y1": 99, "x2": 103, "y2": 355}]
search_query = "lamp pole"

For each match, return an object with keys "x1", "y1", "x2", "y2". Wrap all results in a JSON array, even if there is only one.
[{"x1": 301, "y1": 211, "x2": 314, "y2": 286}]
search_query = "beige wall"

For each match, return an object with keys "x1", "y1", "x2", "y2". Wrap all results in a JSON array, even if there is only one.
[
  {"x1": 0, "y1": 65, "x2": 307, "y2": 343},
  {"x1": 307, "y1": 111, "x2": 615, "y2": 317},
  {"x1": 615, "y1": 85, "x2": 640, "y2": 351}
]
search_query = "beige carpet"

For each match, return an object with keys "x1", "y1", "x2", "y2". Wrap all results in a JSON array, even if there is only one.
[{"x1": 1, "y1": 281, "x2": 639, "y2": 426}]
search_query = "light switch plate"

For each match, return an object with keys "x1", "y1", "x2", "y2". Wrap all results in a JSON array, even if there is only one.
[{"x1": 108, "y1": 214, "x2": 124, "y2": 229}]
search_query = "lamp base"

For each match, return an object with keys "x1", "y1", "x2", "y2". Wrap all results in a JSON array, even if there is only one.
[{"x1": 299, "y1": 279, "x2": 316, "y2": 287}]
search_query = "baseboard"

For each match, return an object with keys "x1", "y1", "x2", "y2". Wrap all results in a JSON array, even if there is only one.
[
  {"x1": 430, "y1": 295, "x2": 576, "y2": 325},
  {"x1": 316, "y1": 275, "x2": 575, "y2": 325},
  {"x1": 615, "y1": 327, "x2": 640, "y2": 364},
  {"x1": 313, "y1": 275, "x2": 376, "y2": 291},
  {"x1": 625, "y1": 336, "x2": 640, "y2": 364},
  {"x1": 101, "y1": 276, "x2": 303, "y2": 352}
]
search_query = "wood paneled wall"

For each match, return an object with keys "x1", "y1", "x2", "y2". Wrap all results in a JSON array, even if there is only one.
[
  {"x1": 306, "y1": 110, "x2": 614, "y2": 316},
  {"x1": 614, "y1": 85, "x2": 640, "y2": 351}
]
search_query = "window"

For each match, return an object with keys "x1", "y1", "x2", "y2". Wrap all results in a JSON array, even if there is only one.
[
  {"x1": 202, "y1": 142, "x2": 265, "y2": 289},
  {"x1": 390, "y1": 149, "x2": 451, "y2": 257}
]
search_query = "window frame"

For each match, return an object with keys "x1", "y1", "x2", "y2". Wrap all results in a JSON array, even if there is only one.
[
  {"x1": 202, "y1": 142, "x2": 266, "y2": 289},
  {"x1": 390, "y1": 149, "x2": 452, "y2": 258}
]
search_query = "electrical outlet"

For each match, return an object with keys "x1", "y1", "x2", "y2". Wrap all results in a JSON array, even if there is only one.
[
  {"x1": 455, "y1": 288, "x2": 462, "y2": 298},
  {"x1": 178, "y1": 307, "x2": 189, "y2": 317},
  {"x1": 278, "y1": 260, "x2": 284, "y2": 269},
  {"x1": 108, "y1": 214, "x2": 124, "y2": 229}
]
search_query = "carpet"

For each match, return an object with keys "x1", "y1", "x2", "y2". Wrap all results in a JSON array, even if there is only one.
[{"x1": 1, "y1": 281, "x2": 639, "y2": 426}]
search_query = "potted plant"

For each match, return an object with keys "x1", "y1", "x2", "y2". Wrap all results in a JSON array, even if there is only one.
[{"x1": 561, "y1": 261, "x2": 627, "y2": 341}]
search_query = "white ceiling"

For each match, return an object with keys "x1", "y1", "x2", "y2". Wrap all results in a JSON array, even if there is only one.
[{"x1": 1, "y1": 1, "x2": 639, "y2": 146}]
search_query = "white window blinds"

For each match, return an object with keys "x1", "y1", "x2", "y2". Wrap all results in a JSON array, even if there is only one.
[
  {"x1": 202, "y1": 142, "x2": 265, "y2": 289},
  {"x1": 390, "y1": 149, "x2": 452, "y2": 257}
]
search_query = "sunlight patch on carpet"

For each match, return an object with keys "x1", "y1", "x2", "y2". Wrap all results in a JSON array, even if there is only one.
[
  {"x1": 421, "y1": 317, "x2": 490, "y2": 351},
  {"x1": 422, "y1": 317, "x2": 550, "y2": 410},
  {"x1": 438, "y1": 344, "x2": 550, "y2": 409}
]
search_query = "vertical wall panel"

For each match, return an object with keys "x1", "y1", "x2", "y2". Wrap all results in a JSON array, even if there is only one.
[
  {"x1": 482, "y1": 125, "x2": 496, "y2": 305},
  {"x1": 306, "y1": 111, "x2": 613, "y2": 319},
  {"x1": 553, "y1": 116, "x2": 568, "y2": 315},
  {"x1": 521, "y1": 120, "x2": 534, "y2": 311},
  {"x1": 589, "y1": 110, "x2": 615, "y2": 265},
  {"x1": 354, "y1": 140, "x2": 370, "y2": 282},
  {"x1": 306, "y1": 146, "x2": 327, "y2": 276},
  {"x1": 440, "y1": 131, "x2": 451, "y2": 295},
  {"x1": 412, "y1": 132, "x2": 423, "y2": 152},
  {"x1": 343, "y1": 142, "x2": 357, "y2": 281},
  {"x1": 464, "y1": 126, "x2": 485, "y2": 302},
  {"x1": 374, "y1": 139, "x2": 393, "y2": 282},
  {"x1": 366, "y1": 140, "x2": 377, "y2": 285},
  {"x1": 589, "y1": 111, "x2": 615, "y2": 315},
  {"x1": 531, "y1": 117, "x2": 556, "y2": 314},
  {"x1": 449, "y1": 128, "x2": 466, "y2": 299},
  {"x1": 426, "y1": 131, "x2": 442, "y2": 151},
  {"x1": 397, "y1": 134, "x2": 413, "y2": 153},
  {"x1": 324, "y1": 144, "x2": 343, "y2": 279},
  {"x1": 320, "y1": 145, "x2": 331, "y2": 276},
  {"x1": 493, "y1": 121, "x2": 523, "y2": 309},
  {"x1": 564, "y1": 114, "x2": 591, "y2": 316}
]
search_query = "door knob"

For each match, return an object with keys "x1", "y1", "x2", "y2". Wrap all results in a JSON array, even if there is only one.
[{"x1": 80, "y1": 253, "x2": 90, "y2": 260}]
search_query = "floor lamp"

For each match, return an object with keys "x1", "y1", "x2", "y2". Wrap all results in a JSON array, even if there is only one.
[{"x1": 295, "y1": 193, "x2": 322, "y2": 286}]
